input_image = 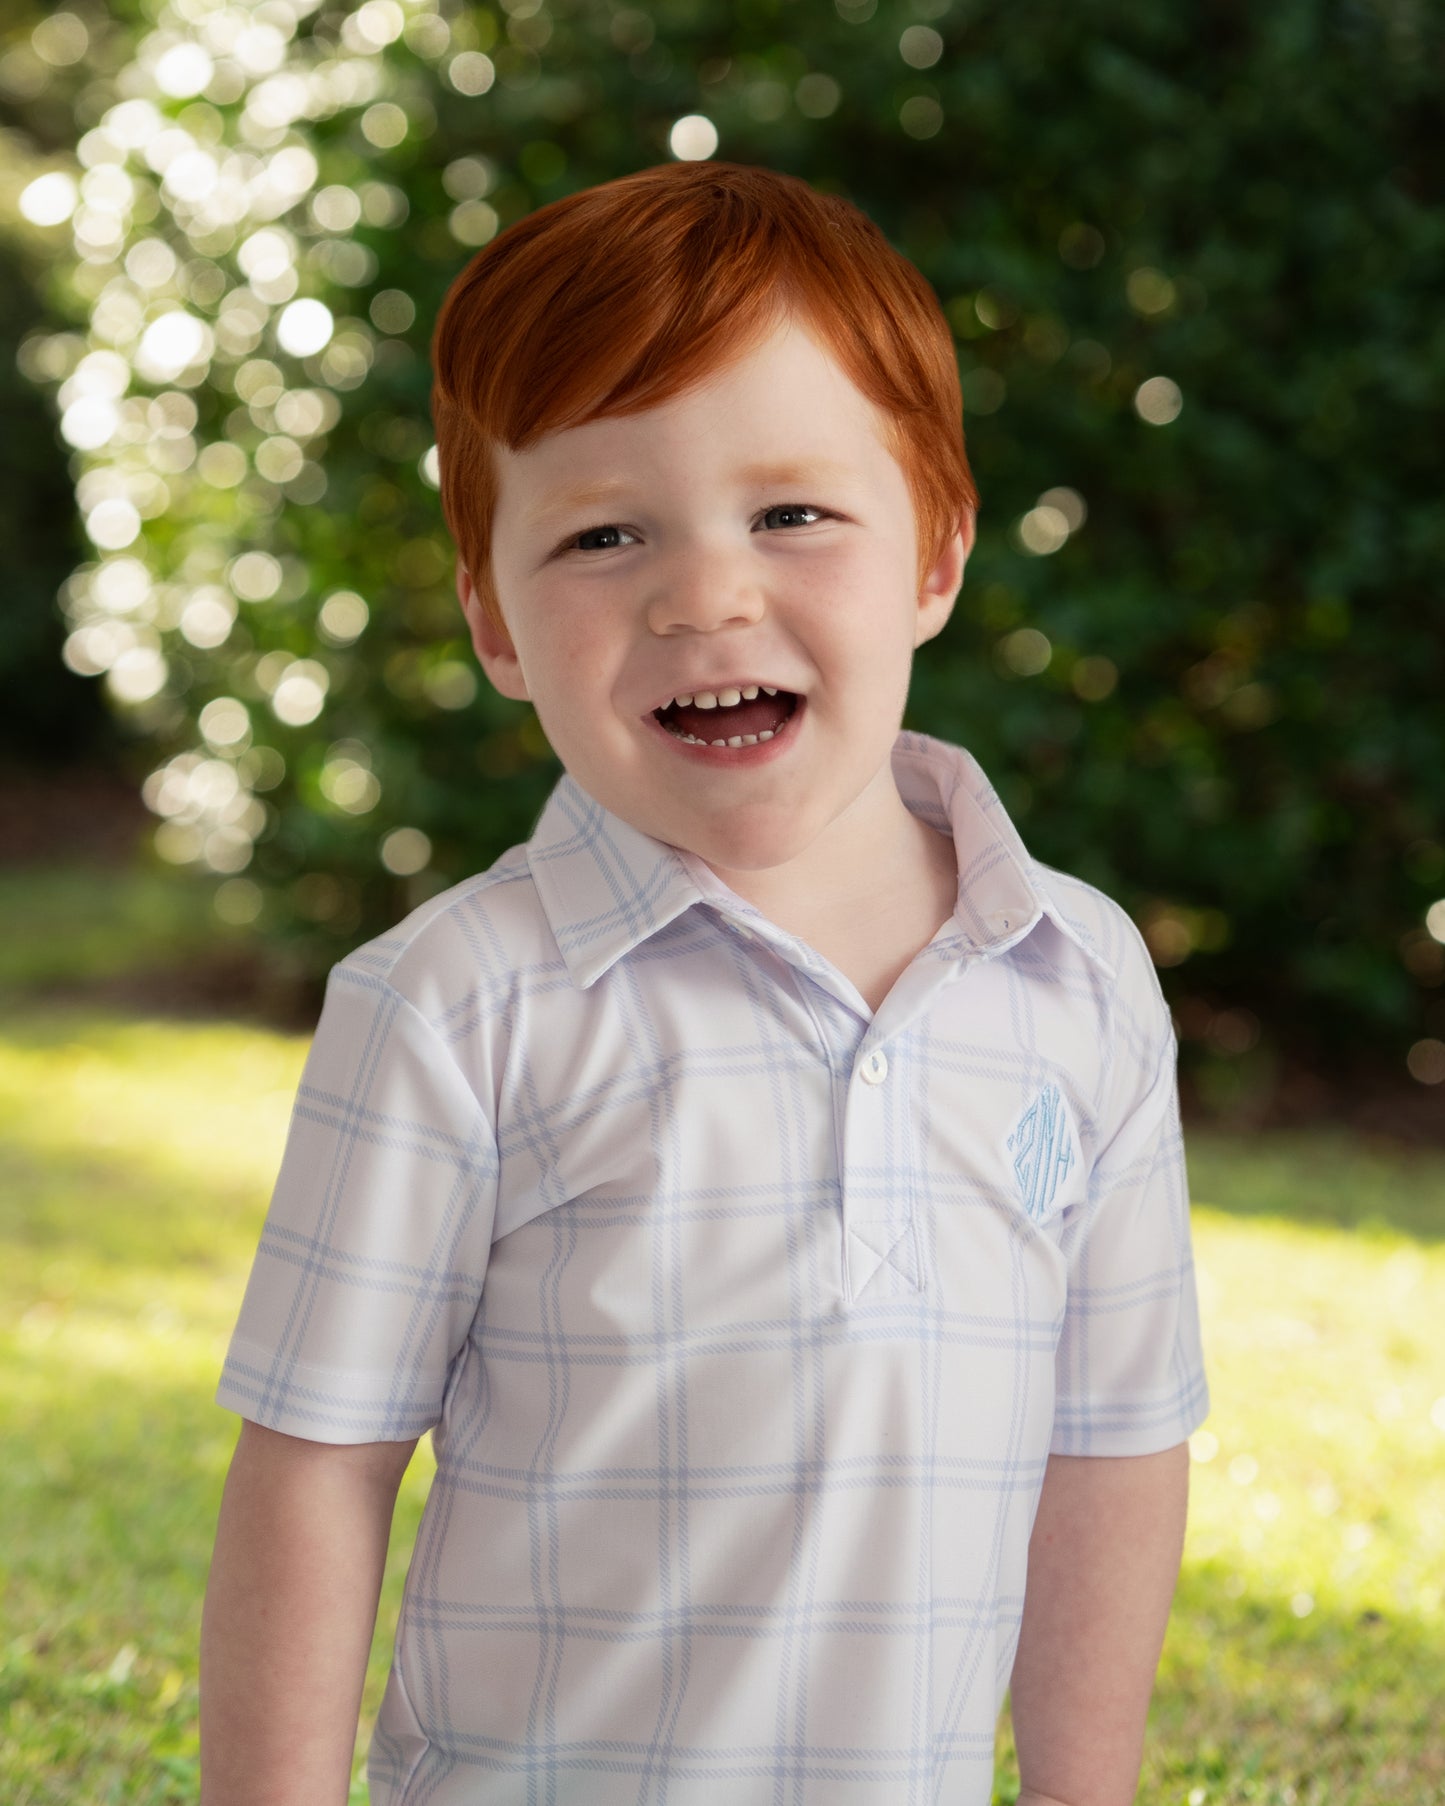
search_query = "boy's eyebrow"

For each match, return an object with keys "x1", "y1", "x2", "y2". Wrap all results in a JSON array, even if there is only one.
[
  {"x1": 528, "y1": 478, "x2": 633, "y2": 526},
  {"x1": 733, "y1": 457, "x2": 860, "y2": 490},
  {"x1": 530, "y1": 459, "x2": 861, "y2": 527}
]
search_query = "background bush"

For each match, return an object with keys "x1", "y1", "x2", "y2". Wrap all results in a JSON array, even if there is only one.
[{"x1": 2, "y1": 0, "x2": 1443, "y2": 1093}]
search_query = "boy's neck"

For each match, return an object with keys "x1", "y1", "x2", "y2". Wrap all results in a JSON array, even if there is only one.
[{"x1": 701, "y1": 777, "x2": 958, "y2": 1015}]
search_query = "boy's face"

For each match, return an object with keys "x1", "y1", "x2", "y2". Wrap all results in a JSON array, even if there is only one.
[{"x1": 460, "y1": 316, "x2": 970, "y2": 880}]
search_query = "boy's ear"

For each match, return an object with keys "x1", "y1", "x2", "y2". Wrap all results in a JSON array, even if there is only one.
[
  {"x1": 914, "y1": 508, "x2": 975, "y2": 648},
  {"x1": 457, "y1": 561, "x2": 530, "y2": 701}
]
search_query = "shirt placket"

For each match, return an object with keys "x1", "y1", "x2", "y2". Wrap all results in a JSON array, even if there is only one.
[
  {"x1": 839, "y1": 1026, "x2": 921, "y2": 1302},
  {"x1": 779, "y1": 941, "x2": 958, "y2": 1308}
]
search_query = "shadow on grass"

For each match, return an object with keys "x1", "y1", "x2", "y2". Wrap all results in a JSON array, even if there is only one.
[{"x1": 1187, "y1": 1128, "x2": 1445, "y2": 1247}]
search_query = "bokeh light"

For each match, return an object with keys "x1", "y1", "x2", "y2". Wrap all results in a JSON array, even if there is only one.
[
  {"x1": 380, "y1": 827, "x2": 432, "y2": 876},
  {"x1": 19, "y1": 172, "x2": 79, "y2": 227},
  {"x1": 899, "y1": 97, "x2": 943, "y2": 140},
  {"x1": 998, "y1": 627, "x2": 1052, "y2": 677},
  {"x1": 361, "y1": 102, "x2": 408, "y2": 149},
  {"x1": 370, "y1": 289, "x2": 416, "y2": 334},
  {"x1": 899, "y1": 26, "x2": 944, "y2": 67},
  {"x1": 1071, "y1": 656, "x2": 1119, "y2": 702},
  {"x1": 1135, "y1": 375, "x2": 1184, "y2": 425},
  {"x1": 1015, "y1": 506, "x2": 1070, "y2": 556},
  {"x1": 449, "y1": 200, "x2": 499, "y2": 246},
  {"x1": 669, "y1": 115, "x2": 719, "y2": 161},
  {"x1": 107, "y1": 645, "x2": 168, "y2": 703},
  {"x1": 214, "y1": 877, "x2": 264, "y2": 923},
  {"x1": 1038, "y1": 486, "x2": 1087, "y2": 532},
  {"x1": 199, "y1": 697, "x2": 251, "y2": 749},
  {"x1": 317, "y1": 593, "x2": 369, "y2": 646},
  {"x1": 448, "y1": 52, "x2": 495, "y2": 95},
  {"x1": 155, "y1": 43, "x2": 214, "y2": 100},
  {"x1": 271, "y1": 660, "x2": 330, "y2": 727},
  {"x1": 136, "y1": 312, "x2": 210, "y2": 382},
  {"x1": 227, "y1": 553, "x2": 282, "y2": 603},
  {"x1": 312, "y1": 185, "x2": 362, "y2": 232},
  {"x1": 85, "y1": 499, "x2": 142, "y2": 550},
  {"x1": 197, "y1": 443, "x2": 247, "y2": 488},
  {"x1": 276, "y1": 298, "x2": 334, "y2": 357},
  {"x1": 180, "y1": 589, "x2": 237, "y2": 648},
  {"x1": 31, "y1": 12, "x2": 89, "y2": 66},
  {"x1": 1127, "y1": 266, "x2": 1177, "y2": 316}
]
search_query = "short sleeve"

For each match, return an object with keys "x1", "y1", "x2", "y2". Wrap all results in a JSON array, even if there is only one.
[
  {"x1": 1049, "y1": 968, "x2": 1210, "y2": 1458},
  {"x1": 217, "y1": 961, "x2": 499, "y2": 1443}
]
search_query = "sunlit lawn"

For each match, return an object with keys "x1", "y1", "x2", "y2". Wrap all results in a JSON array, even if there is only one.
[{"x1": 2, "y1": 1004, "x2": 1442, "y2": 1804}]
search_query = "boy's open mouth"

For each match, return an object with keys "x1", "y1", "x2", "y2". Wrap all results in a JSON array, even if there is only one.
[{"x1": 653, "y1": 685, "x2": 799, "y2": 747}]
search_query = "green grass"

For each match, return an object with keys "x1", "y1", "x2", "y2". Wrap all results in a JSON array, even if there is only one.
[{"x1": 2, "y1": 1004, "x2": 1442, "y2": 1803}]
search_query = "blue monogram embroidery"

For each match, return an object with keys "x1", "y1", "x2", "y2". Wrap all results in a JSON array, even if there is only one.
[{"x1": 1008, "y1": 1083, "x2": 1075, "y2": 1222}]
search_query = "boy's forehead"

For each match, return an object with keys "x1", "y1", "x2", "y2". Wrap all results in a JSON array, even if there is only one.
[{"x1": 497, "y1": 320, "x2": 898, "y2": 509}]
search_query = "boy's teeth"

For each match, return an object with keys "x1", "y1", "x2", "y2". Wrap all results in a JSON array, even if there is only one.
[
  {"x1": 658, "y1": 687, "x2": 796, "y2": 747},
  {"x1": 667, "y1": 685, "x2": 773, "y2": 709}
]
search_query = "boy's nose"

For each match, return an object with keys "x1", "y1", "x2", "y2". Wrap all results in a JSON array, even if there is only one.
[{"x1": 645, "y1": 552, "x2": 766, "y2": 637}]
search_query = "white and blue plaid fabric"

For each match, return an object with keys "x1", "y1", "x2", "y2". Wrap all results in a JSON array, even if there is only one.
[{"x1": 219, "y1": 732, "x2": 1208, "y2": 1805}]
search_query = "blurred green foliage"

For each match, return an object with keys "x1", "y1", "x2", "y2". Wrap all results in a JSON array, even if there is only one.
[{"x1": 2, "y1": 0, "x2": 1443, "y2": 1086}]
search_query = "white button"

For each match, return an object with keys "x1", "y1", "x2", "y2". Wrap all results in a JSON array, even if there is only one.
[
  {"x1": 860, "y1": 1049, "x2": 889, "y2": 1086},
  {"x1": 987, "y1": 910, "x2": 1013, "y2": 934}
]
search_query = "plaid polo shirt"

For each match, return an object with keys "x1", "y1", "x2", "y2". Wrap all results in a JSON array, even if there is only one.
[{"x1": 218, "y1": 731, "x2": 1209, "y2": 1806}]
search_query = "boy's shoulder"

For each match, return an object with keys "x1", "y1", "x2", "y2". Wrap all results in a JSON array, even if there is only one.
[
  {"x1": 326, "y1": 772, "x2": 701, "y2": 1021},
  {"x1": 1028, "y1": 853, "x2": 1164, "y2": 1000},
  {"x1": 331, "y1": 835, "x2": 544, "y2": 1017}
]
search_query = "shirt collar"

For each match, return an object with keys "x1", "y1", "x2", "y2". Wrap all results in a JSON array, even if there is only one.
[
  {"x1": 527, "y1": 733, "x2": 1117, "y2": 988},
  {"x1": 891, "y1": 732, "x2": 1118, "y2": 980}
]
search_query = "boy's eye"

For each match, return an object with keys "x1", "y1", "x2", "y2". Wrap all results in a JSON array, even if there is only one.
[
  {"x1": 758, "y1": 504, "x2": 823, "y2": 531},
  {"x1": 569, "y1": 524, "x2": 636, "y2": 552}
]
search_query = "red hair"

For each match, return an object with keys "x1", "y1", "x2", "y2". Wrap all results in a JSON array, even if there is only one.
[{"x1": 431, "y1": 161, "x2": 978, "y2": 630}]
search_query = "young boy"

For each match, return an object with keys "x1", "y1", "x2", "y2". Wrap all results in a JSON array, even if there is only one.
[{"x1": 202, "y1": 162, "x2": 1208, "y2": 1806}]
